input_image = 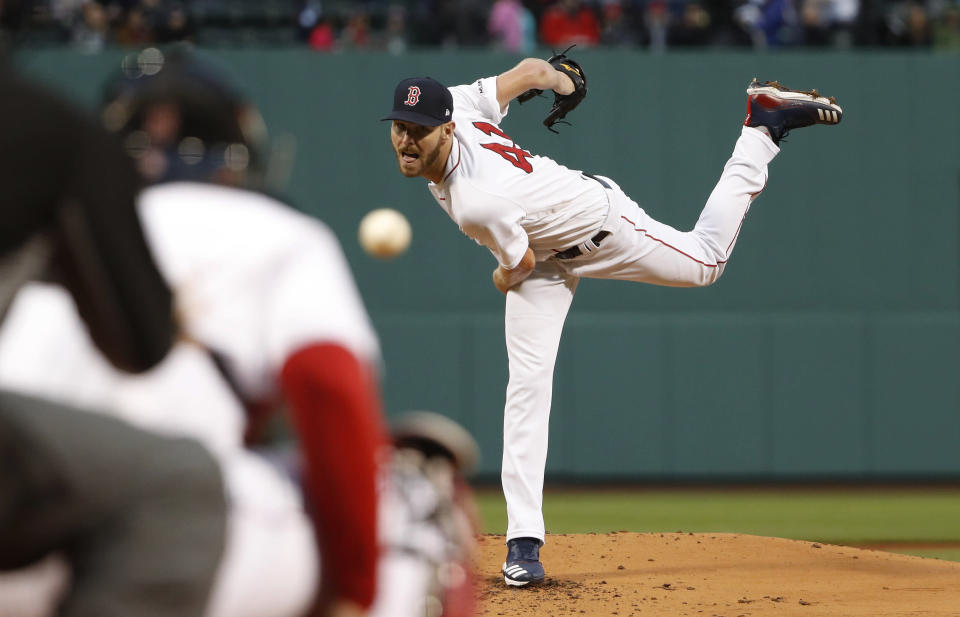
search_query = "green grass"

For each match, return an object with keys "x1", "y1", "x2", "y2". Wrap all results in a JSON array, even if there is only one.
[
  {"x1": 885, "y1": 548, "x2": 960, "y2": 562},
  {"x1": 474, "y1": 488, "x2": 960, "y2": 560}
]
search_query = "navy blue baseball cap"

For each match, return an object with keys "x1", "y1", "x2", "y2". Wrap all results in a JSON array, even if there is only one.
[{"x1": 382, "y1": 77, "x2": 453, "y2": 127}]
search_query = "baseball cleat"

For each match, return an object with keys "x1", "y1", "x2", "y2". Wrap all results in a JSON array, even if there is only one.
[
  {"x1": 744, "y1": 78, "x2": 843, "y2": 145},
  {"x1": 502, "y1": 537, "x2": 545, "y2": 586}
]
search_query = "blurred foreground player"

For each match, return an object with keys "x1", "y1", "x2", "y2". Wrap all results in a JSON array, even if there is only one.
[
  {"x1": 0, "y1": 47, "x2": 384, "y2": 617},
  {"x1": 101, "y1": 48, "x2": 387, "y2": 617},
  {"x1": 1, "y1": 3, "x2": 172, "y2": 370},
  {"x1": 1, "y1": 11, "x2": 229, "y2": 617}
]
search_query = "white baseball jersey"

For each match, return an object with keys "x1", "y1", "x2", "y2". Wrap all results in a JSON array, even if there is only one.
[
  {"x1": 0, "y1": 181, "x2": 383, "y2": 617},
  {"x1": 427, "y1": 76, "x2": 610, "y2": 268}
]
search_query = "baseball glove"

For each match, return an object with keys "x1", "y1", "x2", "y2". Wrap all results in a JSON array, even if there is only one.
[{"x1": 517, "y1": 46, "x2": 587, "y2": 133}]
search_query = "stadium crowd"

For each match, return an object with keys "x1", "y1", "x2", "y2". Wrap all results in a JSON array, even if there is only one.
[{"x1": 12, "y1": 0, "x2": 960, "y2": 51}]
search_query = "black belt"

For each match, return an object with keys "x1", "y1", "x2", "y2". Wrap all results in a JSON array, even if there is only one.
[
  {"x1": 582, "y1": 172, "x2": 611, "y2": 189},
  {"x1": 554, "y1": 230, "x2": 610, "y2": 260},
  {"x1": 554, "y1": 173, "x2": 612, "y2": 260}
]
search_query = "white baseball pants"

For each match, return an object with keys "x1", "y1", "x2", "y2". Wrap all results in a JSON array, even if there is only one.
[{"x1": 502, "y1": 126, "x2": 779, "y2": 543}]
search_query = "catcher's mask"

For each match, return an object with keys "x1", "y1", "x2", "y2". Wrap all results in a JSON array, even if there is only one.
[{"x1": 100, "y1": 47, "x2": 282, "y2": 190}]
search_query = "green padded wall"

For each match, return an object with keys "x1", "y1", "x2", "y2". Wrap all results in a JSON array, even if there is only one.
[{"x1": 18, "y1": 49, "x2": 960, "y2": 479}]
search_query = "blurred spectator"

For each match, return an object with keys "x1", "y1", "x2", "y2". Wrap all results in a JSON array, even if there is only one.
[
  {"x1": 114, "y1": 5, "x2": 153, "y2": 46},
  {"x1": 138, "y1": 0, "x2": 165, "y2": 31},
  {"x1": 297, "y1": 0, "x2": 320, "y2": 38},
  {"x1": 10, "y1": 0, "x2": 960, "y2": 50},
  {"x1": 701, "y1": 0, "x2": 755, "y2": 45},
  {"x1": 340, "y1": 6, "x2": 372, "y2": 48},
  {"x1": 408, "y1": 0, "x2": 490, "y2": 47},
  {"x1": 801, "y1": 0, "x2": 833, "y2": 44},
  {"x1": 540, "y1": 0, "x2": 601, "y2": 47},
  {"x1": 50, "y1": 0, "x2": 88, "y2": 40},
  {"x1": 406, "y1": 0, "x2": 441, "y2": 45},
  {"x1": 50, "y1": 0, "x2": 87, "y2": 23},
  {"x1": 800, "y1": 0, "x2": 858, "y2": 45},
  {"x1": 524, "y1": 0, "x2": 558, "y2": 24},
  {"x1": 384, "y1": 4, "x2": 408, "y2": 54},
  {"x1": 488, "y1": 0, "x2": 536, "y2": 52},
  {"x1": 72, "y1": 1, "x2": 108, "y2": 52},
  {"x1": 154, "y1": 3, "x2": 194, "y2": 44},
  {"x1": 883, "y1": 0, "x2": 932, "y2": 45},
  {"x1": 297, "y1": 0, "x2": 335, "y2": 50},
  {"x1": 308, "y1": 16, "x2": 335, "y2": 50},
  {"x1": 735, "y1": 0, "x2": 800, "y2": 47},
  {"x1": 669, "y1": 1, "x2": 713, "y2": 45},
  {"x1": 101, "y1": 1, "x2": 128, "y2": 33},
  {"x1": 645, "y1": 0, "x2": 669, "y2": 51},
  {"x1": 932, "y1": 3, "x2": 960, "y2": 48},
  {"x1": 445, "y1": 0, "x2": 492, "y2": 46},
  {"x1": 599, "y1": 0, "x2": 641, "y2": 46},
  {"x1": 829, "y1": 0, "x2": 858, "y2": 44},
  {"x1": 904, "y1": 0, "x2": 933, "y2": 44}
]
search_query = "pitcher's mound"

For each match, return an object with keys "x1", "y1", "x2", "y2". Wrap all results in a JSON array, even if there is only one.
[{"x1": 476, "y1": 533, "x2": 960, "y2": 616}]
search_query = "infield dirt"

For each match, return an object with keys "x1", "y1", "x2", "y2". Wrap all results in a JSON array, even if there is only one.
[{"x1": 475, "y1": 532, "x2": 960, "y2": 616}]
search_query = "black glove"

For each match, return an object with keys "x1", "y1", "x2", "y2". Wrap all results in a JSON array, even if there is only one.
[{"x1": 517, "y1": 46, "x2": 587, "y2": 133}]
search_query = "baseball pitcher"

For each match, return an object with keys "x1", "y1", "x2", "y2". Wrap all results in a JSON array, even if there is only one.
[{"x1": 383, "y1": 52, "x2": 843, "y2": 586}]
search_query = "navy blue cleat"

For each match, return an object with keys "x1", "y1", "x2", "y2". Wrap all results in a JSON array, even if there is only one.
[
  {"x1": 744, "y1": 79, "x2": 842, "y2": 145},
  {"x1": 502, "y1": 537, "x2": 546, "y2": 587}
]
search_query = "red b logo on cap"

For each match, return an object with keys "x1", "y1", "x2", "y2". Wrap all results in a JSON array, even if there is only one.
[{"x1": 404, "y1": 86, "x2": 421, "y2": 107}]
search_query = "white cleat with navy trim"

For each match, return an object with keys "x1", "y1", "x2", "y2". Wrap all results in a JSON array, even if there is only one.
[{"x1": 744, "y1": 78, "x2": 843, "y2": 145}]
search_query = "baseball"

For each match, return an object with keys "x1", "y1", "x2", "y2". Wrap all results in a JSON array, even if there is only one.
[{"x1": 358, "y1": 208, "x2": 412, "y2": 259}]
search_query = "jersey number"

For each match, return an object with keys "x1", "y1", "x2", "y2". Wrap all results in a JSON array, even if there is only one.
[{"x1": 473, "y1": 122, "x2": 533, "y2": 174}]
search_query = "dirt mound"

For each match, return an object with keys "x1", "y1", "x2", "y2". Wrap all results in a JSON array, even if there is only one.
[{"x1": 476, "y1": 532, "x2": 960, "y2": 616}]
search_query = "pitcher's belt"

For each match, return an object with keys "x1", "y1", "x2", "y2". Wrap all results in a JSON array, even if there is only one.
[
  {"x1": 554, "y1": 173, "x2": 613, "y2": 260},
  {"x1": 554, "y1": 230, "x2": 610, "y2": 260}
]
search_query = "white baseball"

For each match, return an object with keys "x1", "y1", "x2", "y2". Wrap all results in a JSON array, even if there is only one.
[{"x1": 358, "y1": 208, "x2": 412, "y2": 259}]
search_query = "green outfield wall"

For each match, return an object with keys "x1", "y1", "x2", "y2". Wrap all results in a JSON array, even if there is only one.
[{"x1": 18, "y1": 49, "x2": 960, "y2": 479}]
